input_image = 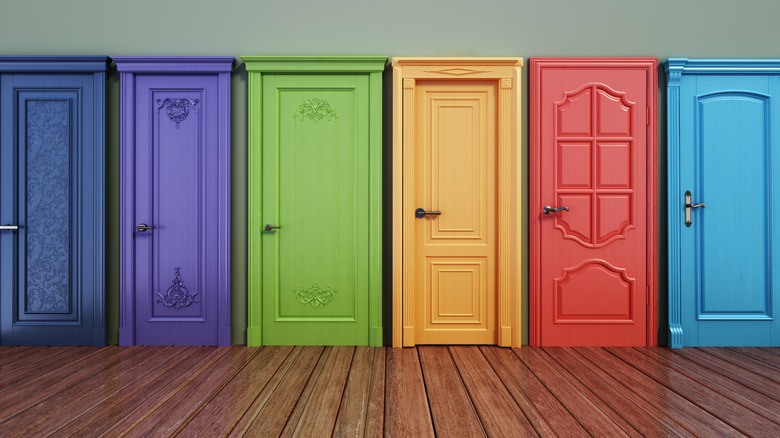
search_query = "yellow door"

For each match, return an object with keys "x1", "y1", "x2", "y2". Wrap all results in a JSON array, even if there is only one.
[{"x1": 412, "y1": 80, "x2": 498, "y2": 344}]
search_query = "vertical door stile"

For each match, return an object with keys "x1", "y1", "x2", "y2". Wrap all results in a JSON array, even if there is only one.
[{"x1": 402, "y1": 76, "x2": 415, "y2": 346}]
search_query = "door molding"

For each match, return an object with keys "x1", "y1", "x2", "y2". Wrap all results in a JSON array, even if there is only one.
[
  {"x1": 665, "y1": 58, "x2": 780, "y2": 348},
  {"x1": 392, "y1": 58, "x2": 523, "y2": 347},
  {"x1": 530, "y1": 58, "x2": 657, "y2": 346},
  {"x1": 243, "y1": 56, "x2": 386, "y2": 346},
  {"x1": 116, "y1": 57, "x2": 234, "y2": 346}
]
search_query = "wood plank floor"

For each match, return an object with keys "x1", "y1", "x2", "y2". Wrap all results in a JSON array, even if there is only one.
[{"x1": 0, "y1": 346, "x2": 778, "y2": 437}]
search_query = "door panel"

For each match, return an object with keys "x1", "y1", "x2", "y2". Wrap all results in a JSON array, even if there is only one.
[
  {"x1": 0, "y1": 72, "x2": 103, "y2": 346},
  {"x1": 413, "y1": 80, "x2": 497, "y2": 344},
  {"x1": 261, "y1": 74, "x2": 369, "y2": 345},
  {"x1": 532, "y1": 60, "x2": 655, "y2": 346},
  {"x1": 133, "y1": 75, "x2": 219, "y2": 345},
  {"x1": 676, "y1": 72, "x2": 780, "y2": 346}
]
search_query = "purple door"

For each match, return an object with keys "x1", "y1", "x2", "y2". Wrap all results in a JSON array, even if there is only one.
[{"x1": 116, "y1": 57, "x2": 233, "y2": 346}]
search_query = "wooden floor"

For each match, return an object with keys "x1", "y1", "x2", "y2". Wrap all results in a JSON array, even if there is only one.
[{"x1": 0, "y1": 346, "x2": 779, "y2": 437}]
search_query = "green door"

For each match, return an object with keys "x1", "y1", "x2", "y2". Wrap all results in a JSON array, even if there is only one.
[{"x1": 245, "y1": 57, "x2": 384, "y2": 346}]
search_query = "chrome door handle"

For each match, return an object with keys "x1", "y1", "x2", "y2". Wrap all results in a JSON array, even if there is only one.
[
  {"x1": 136, "y1": 223, "x2": 156, "y2": 232},
  {"x1": 543, "y1": 206, "x2": 569, "y2": 215},
  {"x1": 415, "y1": 208, "x2": 441, "y2": 218},
  {"x1": 684, "y1": 190, "x2": 705, "y2": 227},
  {"x1": 264, "y1": 224, "x2": 281, "y2": 232},
  {"x1": 0, "y1": 225, "x2": 19, "y2": 230}
]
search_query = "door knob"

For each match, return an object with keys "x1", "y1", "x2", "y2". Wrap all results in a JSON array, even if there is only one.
[
  {"x1": 543, "y1": 206, "x2": 569, "y2": 215},
  {"x1": 264, "y1": 224, "x2": 281, "y2": 232},
  {"x1": 684, "y1": 190, "x2": 705, "y2": 227},
  {"x1": 415, "y1": 208, "x2": 441, "y2": 218},
  {"x1": 0, "y1": 225, "x2": 19, "y2": 230},
  {"x1": 136, "y1": 223, "x2": 156, "y2": 232}
]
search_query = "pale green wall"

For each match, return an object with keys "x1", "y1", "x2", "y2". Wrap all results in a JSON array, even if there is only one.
[{"x1": 2, "y1": 0, "x2": 779, "y2": 345}]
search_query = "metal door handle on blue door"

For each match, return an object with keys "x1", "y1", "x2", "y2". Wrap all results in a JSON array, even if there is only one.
[
  {"x1": 136, "y1": 224, "x2": 156, "y2": 232},
  {"x1": 684, "y1": 190, "x2": 706, "y2": 227}
]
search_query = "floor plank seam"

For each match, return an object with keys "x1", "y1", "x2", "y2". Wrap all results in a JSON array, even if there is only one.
[
  {"x1": 605, "y1": 347, "x2": 766, "y2": 437},
  {"x1": 118, "y1": 346, "x2": 234, "y2": 437},
  {"x1": 478, "y1": 347, "x2": 542, "y2": 437},
  {"x1": 512, "y1": 347, "x2": 605, "y2": 437},
  {"x1": 63, "y1": 346, "x2": 208, "y2": 437},
  {"x1": 170, "y1": 346, "x2": 264, "y2": 437},
  {"x1": 639, "y1": 348, "x2": 780, "y2": 427}
]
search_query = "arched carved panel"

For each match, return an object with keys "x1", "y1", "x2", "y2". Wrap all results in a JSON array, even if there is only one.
[
  {"x1": 556, "y1": 87, "x2": 591, "y2": 136},
  {"x1": 596, "y1": 87, "x2": 633, "y2": 136},
  {"x1": 554, "y1": 260, "x2": 634, "y2": 322}
]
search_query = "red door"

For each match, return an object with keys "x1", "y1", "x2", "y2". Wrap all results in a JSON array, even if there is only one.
[{"x1": 530, "y1": 58, "x2": 657, "y2": 346}]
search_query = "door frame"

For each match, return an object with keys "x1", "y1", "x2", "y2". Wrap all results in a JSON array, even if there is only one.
[
  {"x1": 116, "y1": 57, "x2": 234, "y2": 346},
  {"x1": 665, "y1": 58, "x2": 780, "y2": 348},
  {"x1": 243, "y1": 56, "x2": 386, "y2": 347},
  {"x1": 529, "y1": 57, "x2": 657, "y2": 346},
  {"x1": 392, "y1": 58, "x2": 523, "y2": 347}
]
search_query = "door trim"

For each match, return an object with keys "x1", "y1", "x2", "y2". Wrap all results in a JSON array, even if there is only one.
[
  {"x1": 116, "y1": 57, "x2": 234, "y2": 346},
  {"x1": 529, "y1": 58, "x2": 658, "y2": 347},
  {"x1": 243, "y1": 56, "x2": 386, "y2": 347},
  {"x1": 665, "y1": 58, "x2": 780, "y2": 348},
  {"x1": 392, "y1": 58, "x2": 523, "y2": 347}
]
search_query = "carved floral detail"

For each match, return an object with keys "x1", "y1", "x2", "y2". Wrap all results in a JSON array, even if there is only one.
[
  {"x1": 156, "y1": 97, "x2": 199, "y2": 129},
  {"x1": 156, "y1": 267, "x2": 199, "y2": 309},
  {"x1": 293, "y1": 98, "x2": 337, "y2": 122},
  {"x1": 294, "y1": 285, "x2": 337, "y2": 309},
  {"x1": 25, "y1": 100, "x2": 71, "y2": 313}
]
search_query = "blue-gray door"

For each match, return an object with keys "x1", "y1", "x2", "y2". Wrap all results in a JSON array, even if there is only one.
[
  {"x1": 668, "y1": 59, "x2": 780, "y2": 347},
  {"x1": 0, "y1": 69, "x2": 105, "y2": 346}
]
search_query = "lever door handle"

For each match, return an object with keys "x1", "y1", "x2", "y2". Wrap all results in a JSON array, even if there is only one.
[
  {"x1": 136, "y1": 223, "x2": 156, "y2": 232},
  {"x1": 415, "y1": 208, "x2": 441, "y2": 218},
  {"x1": 684, "y1": 190, "x2": 705, "y2": 227},
  {"x1": 264, "y1": 224, "x2": 281, "y2": 232},
  {"x1": 543, "y1": 205, "x2": 569, "y2": 215},
  {"x1": 0, "y1": 225, "x2": 19, "y2": 230}
]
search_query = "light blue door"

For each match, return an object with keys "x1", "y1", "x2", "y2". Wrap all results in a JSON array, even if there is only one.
[{"x1": 667, "y1": 59, "x2": 780, "y2": 347}]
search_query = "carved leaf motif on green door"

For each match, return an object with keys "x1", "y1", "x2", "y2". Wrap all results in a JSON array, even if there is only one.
[
  {"x1": 294, "y1": 285, "x2": 337, "y2": 308},
  {"x1": 293, "y1": 98, "x2": 338, "y2": 122}
]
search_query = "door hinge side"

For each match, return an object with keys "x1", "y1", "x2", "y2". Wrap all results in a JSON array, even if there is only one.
[
  {"x1": 647, "y1": 286, "x2": 650, "y2": 306},
  {"x1": 646, "y1": 107, "x2": 650, "y2": 126}
]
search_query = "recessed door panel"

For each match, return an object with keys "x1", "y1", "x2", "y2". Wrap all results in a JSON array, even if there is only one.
[
  {"x1": 0, "y1": 65, "x2": 105, "y2": 346},
  {"x1": 532, "y1": 59, "x2": 656, "y2": 346},
  {"x1": 261, "y1": 74, "x2": 369, "y2": 345},
  {"x1": 413, "y1": 80, "x2": 497, "y2": 345}
]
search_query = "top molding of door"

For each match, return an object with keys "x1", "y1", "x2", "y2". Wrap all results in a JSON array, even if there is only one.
[
  {"x1": 112, "y1": 56, "x2": 236, "y2": 73},
  {"x1": 0, "y1": 56, "x2": 109, "y2": 72},
  {"x1": 242, "y1": 56, "x2": 388, "y2": 73},
  {"x1": 392, "y1": 57, "x2": 522, "y2": 80},
  {"x1": 665, "y1": 58, "x2": 780, "y2": 75}
]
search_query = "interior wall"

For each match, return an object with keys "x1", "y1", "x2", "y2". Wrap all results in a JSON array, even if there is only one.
[{"x1": 2, "y1": 0, "x2": 779, "y2": 345}]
